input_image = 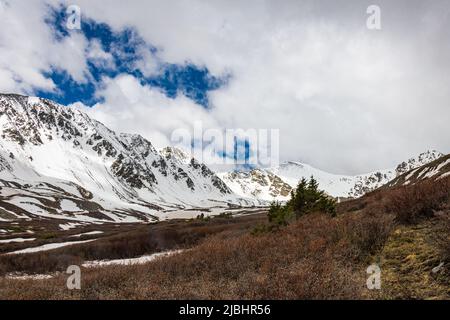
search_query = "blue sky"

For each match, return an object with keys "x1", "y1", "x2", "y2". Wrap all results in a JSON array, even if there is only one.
[{"x1": 37, "y1": 5, "x2": 228, "y2": 108}]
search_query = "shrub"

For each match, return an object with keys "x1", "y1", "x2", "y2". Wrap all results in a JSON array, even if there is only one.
[
  {"x1": 250, "y1": 223, "x2": 271, "y2": 235},
  {"x1": 385, "y1": 176, "x2": 450, "y2": 224},
  {"x1": 342, "y1": 212, "x2": 394, "y2": 262},
  {"x1": 435, "y1": 213, "x2": 450, "y2": 266},
  {"x1": 39, "y1": 232, "x2": 58, "y2": 240},
  {"x1": 0, "y1": 213, "x2": 368, "y2": 300}
]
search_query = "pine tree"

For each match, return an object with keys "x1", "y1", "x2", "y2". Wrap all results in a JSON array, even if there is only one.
[
  {"x1": 287, "y1": 176, "x2": 336, "y2": 218},
  {"x1": 266, "y1": 176, "x2": 337, "y2": 230},
  {"x1": 268, "y1": 201, "x2": 294, "y2": 227}
]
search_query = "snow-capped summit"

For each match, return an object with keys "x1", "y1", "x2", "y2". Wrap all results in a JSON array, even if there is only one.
[
  {"x1": 0, "y1": 94, "x2": 252, "y2": 223},
  {"x1": 218, "y1": 169, "x2": 292, "y2": 201}
]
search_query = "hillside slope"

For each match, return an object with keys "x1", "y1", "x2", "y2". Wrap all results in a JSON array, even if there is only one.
[{"x1": 387, "y1": 154, "x2": 450, "y2": 188}]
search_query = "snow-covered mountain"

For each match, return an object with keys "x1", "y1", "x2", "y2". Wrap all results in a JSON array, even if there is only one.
[
  {"x1": 0, "y1": 94, "x2": 257, "y2": 223},
  {"x1": 219, "y1": 150, "x2": 444, "y2": 201}
]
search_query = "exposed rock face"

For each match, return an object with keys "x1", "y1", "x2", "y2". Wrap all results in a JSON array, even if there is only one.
[
  {"x1": 0, "y1": 153, "x2": 12, "y2": 172},
  {"x1": 162, "y1": 147, "x2": 233, "y2": 194},
  {"x1": 219, "y1": 169, "x2": 292, "y2": 201}
]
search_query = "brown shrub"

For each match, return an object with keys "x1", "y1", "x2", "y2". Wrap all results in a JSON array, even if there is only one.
[
  {"x1": 384, "y1": 176, "x2": 450, "y2": 224},
  {"x1": 435, "y1": 213, "x2": 450, "y2": 266},
  {"x1": 4, "y1": 175, "x2": 450, "y2": 299},
  {"x1": 339, "y1": 212, "x2": 394, "y2": 262},
  {"x1": 0, "y1": 211, "x2": 394, "y2": 300}
]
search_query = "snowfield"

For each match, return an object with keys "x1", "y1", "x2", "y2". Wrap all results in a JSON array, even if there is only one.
[
  {"x1": 69, "y1": 231, "x2": 104, "y2": 238},
  {"x1": 0, "y1": 237, "x2": 35, "y2": 244}
]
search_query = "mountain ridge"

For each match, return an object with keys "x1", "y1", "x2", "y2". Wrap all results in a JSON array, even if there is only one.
[
  {"x1": 219, "y1": 150, "x2": 445, "y2": 201},
  {"x1": 387, "y1": 153, "x2": 450, "y2": 188},
  {"x1": 0, "y1": 94, "x2": 258, "y2": 223}
]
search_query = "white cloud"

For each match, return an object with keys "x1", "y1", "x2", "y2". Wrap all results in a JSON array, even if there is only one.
[
  {"x1": 86, "y1": 39, "x2": 115, "y2": 70},
  {"x1": 82, "y1": 74, "x2": 220, "y2": 150},
  {"x1": 0, "y1": 0, "x2": 93, "y2": 93},
  {"x1": 133, "y1": 46, "x2": 159, "y2": 78}
]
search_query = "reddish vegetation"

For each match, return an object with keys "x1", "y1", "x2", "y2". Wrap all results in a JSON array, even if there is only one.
[
  {"x1": 0, "y1": 211, "x2": 394, "y2": 299},
  {"x1": 0, "y1": 214, "x2": 265, "y2": 276},
  {"x1": 384, "y1": 176, "x2": 450, "y2": 224},
  {"x1": 0, "y1": 176, "x2": 449, "y2": 300}
]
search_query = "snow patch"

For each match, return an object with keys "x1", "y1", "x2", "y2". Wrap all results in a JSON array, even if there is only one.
[
  {"x1": 7, "y1": 239, "x2": 96, "y2": 254},
  {"x1": 5, "y1": 273, "x2": 54, "y2": 280},
  {"x1": 82, "y1": 250, "x2": 184, "y2": 267},
  {"x1": 0, "y1": 237, "x2": 35, "y2": 244},
  {"x1": 59, "y1": 222, "x2": 83, "y2": 230},
  {"x1": 60, "y1": 199, "x2": 81, "y2": 212},
  {"x1": 69, "y1": 231, "x2": 104, "y2": 238},
  {"x1": 27, "y1": 97, "x2": 41, "y2": 105}
]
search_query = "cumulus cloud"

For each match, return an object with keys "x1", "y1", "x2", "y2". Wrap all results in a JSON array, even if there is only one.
[
  {"x1": 82, "y1": 74, "x2": 220, "y2": 149},
  {"x1": 0, "y1": 0, "x2": 93, "y2": 92},
  {"x1": 86, "y1": 39, "x2": 115, "y2": 70}
]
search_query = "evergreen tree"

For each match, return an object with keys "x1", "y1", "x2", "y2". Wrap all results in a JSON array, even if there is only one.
[
  {"x1": 268, "y1": 176, "x2": 337, "y2": 227},
  {"x1": 268, "y1": 201, "x2": 294, "y2": 227}
]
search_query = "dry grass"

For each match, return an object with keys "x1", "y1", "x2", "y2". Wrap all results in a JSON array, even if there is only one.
[
  {"x1": 0, "y1": 213, "x2": 265, "y2": 276},
  {"x1": 0, "y1": 211, "x2": 394, "y2": 299},
  {"x1": 374, "y1": 219, "x2": 450, "y2": 299}
]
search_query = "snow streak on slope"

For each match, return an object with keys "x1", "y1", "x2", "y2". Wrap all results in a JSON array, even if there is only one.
[
  {"x1": 387, "y1": 153, "x2": 450, "y2": 187},
  {"x1": 0, "y1": 94, "x2": 256, "y2": 223}
]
